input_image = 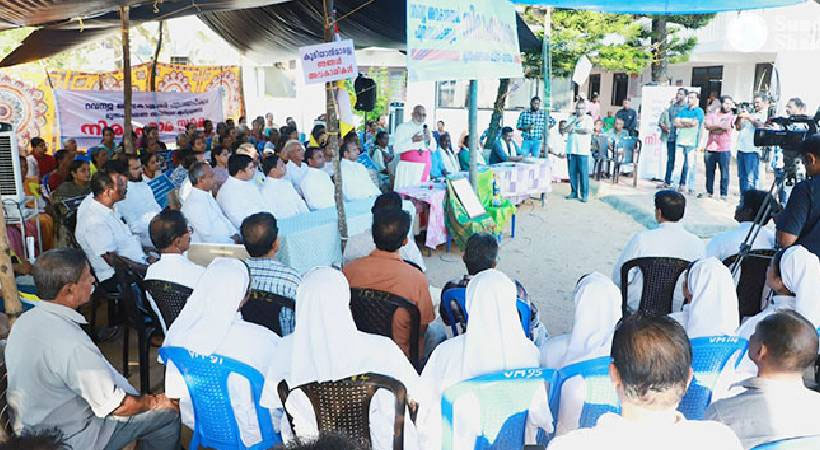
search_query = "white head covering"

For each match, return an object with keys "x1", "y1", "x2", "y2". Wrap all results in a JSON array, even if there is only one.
[
  {"x1": 287, "y1": 267, "x2": 411, "y2": 388},
  {"x1": 781, "y1": 246, "x2": 820, "y2": 328},
  {"x1": 164, "y1": 257, "x2": 249, "y2": 355},
  {"x1": 461, "y1": 269, "x2": 539, "y2": 379},
  {"x1": 685, "y1": 257, "x2": 740, "y2": 338},
  {"x1": 562, "y1": 272, "x2": 622, "y2": 367}
]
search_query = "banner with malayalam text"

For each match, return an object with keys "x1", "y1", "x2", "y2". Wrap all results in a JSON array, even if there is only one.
[
  {"x1": 54, "y1": 89, "x2": 223, "y2": 147},
  {"x1": 407, "y1": 0, "x2": 523, "y2": 82},
  {"x1": 299, "y1": 39, "x2": 358, "y2": 85}
]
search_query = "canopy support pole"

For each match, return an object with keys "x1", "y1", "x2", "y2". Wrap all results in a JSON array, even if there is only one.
[
  {"x1": 542, "y1": 7, "x2": 552, "y2": 156},
  {"x1": 150, "y1": 20, "x2": 164, "y2": 92},
  {"x1": 0, "y1": 204, "x2": 21, "y2": 326},
  {"x1": 120, "y1": 6, "x2": 135, "y2": 154},
  {"x1": 323, "y1": 0, "x2": 349, "y2": 256},
  {"x1": 468, "y1": 80, "x2": 479, "y2": 189}
]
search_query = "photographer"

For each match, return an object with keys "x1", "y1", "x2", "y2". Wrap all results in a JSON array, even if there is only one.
[
  {"x1": 735, "y1": 94, "x2": 769, "y2": 197},
  {"x1": 776, "y1": 134, "x2": 820, "y2": 257},
  {"x1": 771, "y1": 98, "x2": 810, "y2": 204}
]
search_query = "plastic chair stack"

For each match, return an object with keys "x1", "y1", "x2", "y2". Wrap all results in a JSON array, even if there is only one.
[
  {"x1": 441, "y1": 368, "x2": 557, "y2": 450},
  {"x1": 159, "y1": 346, "x2": 281, "y2": 450},
  {"x1": 677, "y1": 336, "x2": 748, "y2": 420}
]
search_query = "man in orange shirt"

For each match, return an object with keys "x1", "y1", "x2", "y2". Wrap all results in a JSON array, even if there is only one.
[{"x1": 343, "y1": 208, "x2": 445, "y2": 363}]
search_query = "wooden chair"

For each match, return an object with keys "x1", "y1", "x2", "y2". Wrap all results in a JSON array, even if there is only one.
[
  {"x1": 240, "y1": 289, "x2": 296, "y2": 337},
  {"x1": 621, "y1": 257, "x2": 691, "y2": 317},
  {"x1": 277, "y1": 373, "x2": 408, "y2": 450},
  {"x1": 349, "y1": 288, "x2": 421, "y2": 371}
]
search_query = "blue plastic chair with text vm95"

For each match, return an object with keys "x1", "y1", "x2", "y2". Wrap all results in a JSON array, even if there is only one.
[
  {"x1": 555, "y1": 356, "x2": 621, "y2": 430},
  {"x1": 677, "y1": 336, "x2": 748, "y2": 420},
  {"x1": 751, "y1": 435, "x2": 820, "y2": 449},
  {"x1": 440, "y1": 288, "x2": 532, "y2": 339},
  {"x1": 441, "y1": 368, "x2": 557, "y2": 450},
  {"x1": 158, "y1": 346, "x2": 281, "y2": 450}
]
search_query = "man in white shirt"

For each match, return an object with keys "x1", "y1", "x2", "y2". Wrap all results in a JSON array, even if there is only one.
[
  {"x1": 393, "y1": 105, "x2": 433, "y2": 188},
  {"x1": 282, "y1": 140, "x2": 309, "y2": 192},
  {"x1": 216, "y1": 153, "x2": 268, "y2": 228},
  {"x1": 118, "y1": 155, "x2": 162, "y2": 248},
  {"x1": 341, "y1": 140, "x2": 381, "y2": 201},
  {"x1": 706, "y1": 190, "x2": 776, "y2": 261},
  {"x1": 549, "y1": 315, "x2": 743, "y2": 450},
  {"x1": 562, "y1": 100, "x2": 594, "y2": 202},
  {"x1": 260, "y1": 154, "x2": 308, "y2": 220},
  {"x1": 735, "y1": 94, "x2": 769, "y2": 196},
  {"x1": 181, "y1": 162, "x2": 238, "y2": 244},
  {"x1": 612, "y1": 190, "x2": 705, "y2": 312},
  {"x1": 706, "y1": 310, "x2": 820, "y2": 449},
  {"x1": 76, "y1": 169, "x2": 147, "y2": 291},
  {"x1": 5, "y1": 248, "x2": 181, "y2": 450},
  {"x1": 145, "y1": 209, "x2": 206, "y2": 332},
  {"x1": 299, "y1": 147, "x2": 336, "y2": 210}
]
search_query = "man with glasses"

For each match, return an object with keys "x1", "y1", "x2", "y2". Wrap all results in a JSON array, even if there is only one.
[
  {"x1": 393, "y1": 104, "x2": 433, "y2": 188},
  {"x1": 144, "y1": 209, "x2": 205, "y2": 332},
  {"x1": 216, "y1": 153, "x2": 269, "y2": 228}
]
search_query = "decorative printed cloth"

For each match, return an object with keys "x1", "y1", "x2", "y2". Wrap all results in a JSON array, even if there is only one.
[
  {"x1": 396, "y1": 183, "x2": 448, "y2": 250},
  {"x1": 491, "y1": 159, "x2": 553, "y2": 204}
]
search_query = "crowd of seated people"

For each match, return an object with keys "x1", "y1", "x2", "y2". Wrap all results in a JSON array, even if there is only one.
[{"x1": 6, "y1": 114, "x2": 820, "y2": 450}]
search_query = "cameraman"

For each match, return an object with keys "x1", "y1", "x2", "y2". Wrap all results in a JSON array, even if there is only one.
[
  {"x1": 771, "y1": 98, "x2": 810, "y2": 204},
  {"x1": 776, "y1": 134, "x2": 820, "y2": 257},
  {"x1": 735, "y1": 94, "x2": 769, "y2": 197}
]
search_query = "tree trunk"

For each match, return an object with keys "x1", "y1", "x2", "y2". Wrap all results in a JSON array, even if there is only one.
[
  {"x1": 651, "y1": 16, "x2": 668, "y2": 83},
  {"x1": 150, "y1": 20, "x2": 164, "y2": 92},
  {"x1": 119, "y1": 6, "x2": 135, "y2": 154},
  {"x1": 483, "y1": 78, "x2": 511, "y2": 149},
  {"x1": 323, "y1": 0, "x2": 349, "y2": 255},
  {"x1": 0, "y1": 204, "x2": 21, "y2": 326}
]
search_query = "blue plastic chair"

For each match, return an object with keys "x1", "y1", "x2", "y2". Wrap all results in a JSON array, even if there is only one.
[
  {"x1": 440, "y1": 288, "x2": 532, "y2": 339},
  {"x1": 158, "y1": 346, "x2": 281, "y2": 450},
  {"x1": 751, "y1": 435, "x2": 820, "y2": 449},
  {"x1": 677, "y1": 336, "x2": 748, "y2": 420},
  {"x1": 441, "y1": 368, "x2": 557, "y2": 450},
  {"x1": 555, "y1": 356, "x2": 621, "y2": 430}
]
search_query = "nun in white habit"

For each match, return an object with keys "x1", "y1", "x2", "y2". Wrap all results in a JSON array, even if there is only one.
[
  {"x1": 538, "y1": 272, "x2": 622, "y2": 436},
  {"x1": 259, "y1": 267, "x2": 423, "y2": 450},
  {"x1": 735, "y1": 245, "x2": 820, "y2": 377},
  {"x1": 162, "y1": 257, "x2": 281, "y2": 448},
  {"x1": 417, "y1": 269, "x2": 552, "y2": 449},
  {"x1": 670, "y1": 257, "x2": 740, "y2": 338}
]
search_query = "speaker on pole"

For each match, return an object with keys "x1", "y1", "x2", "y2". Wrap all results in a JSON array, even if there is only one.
[{"x1": 354, "y1": 73, "x2": 376, "y2": 112}]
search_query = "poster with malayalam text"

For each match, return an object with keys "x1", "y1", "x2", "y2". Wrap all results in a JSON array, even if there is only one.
[
  {"x1": 407, "y1": 0, "x2": 523, "y2": 82},
  {"x1": 298, "y1": 39, "x2": 358, "y2": 85}
]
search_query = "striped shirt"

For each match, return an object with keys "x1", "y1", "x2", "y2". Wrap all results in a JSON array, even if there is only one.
[{"x1": 246, "y1": 257, "x2": 301, "y2": 335}]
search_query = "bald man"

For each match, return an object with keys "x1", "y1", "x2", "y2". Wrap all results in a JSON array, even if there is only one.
[{"x1": 393, "y1": 105, "x2": 433, "y2": 188}]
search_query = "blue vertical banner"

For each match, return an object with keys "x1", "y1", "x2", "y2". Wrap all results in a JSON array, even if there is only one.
[{"x1": 407, "y1": 0, "x2": 523, "y2": 82}]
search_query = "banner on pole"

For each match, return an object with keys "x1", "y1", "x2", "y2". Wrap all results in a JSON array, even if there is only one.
[
  {"x1": 638, "y1": 86, "x2": 699, "y2": 180},
  {"x1": 298, "y1": 39, "x2": 358, "y2": 85},
  {"x1": 54, "y1": 89, "x2": 223, "y2": 146},
  {"x1": 407, "y1": 0, "x2": 523, "y2": 82}
]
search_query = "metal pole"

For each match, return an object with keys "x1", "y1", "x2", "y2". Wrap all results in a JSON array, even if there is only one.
[
  {"x1": 468, "y1": 79, "x2": 479, "y2": 189},
  {"x1": 542, "y1": 7, "x2": 552, "y2": 156},
  {"x1": 119, "y1": 6, "x2": 134, "y2": 154}
]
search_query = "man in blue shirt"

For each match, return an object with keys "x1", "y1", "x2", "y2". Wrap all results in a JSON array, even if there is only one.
[
  {"x1": 615, "y1": 98, "x2": 638, "y2": 136},
  {"x1": 490, "y1": 127, "x2": 523, "y2": 165},
  {"x1": 673, "y1": 92, "x2": 705, "y2": 195},
  {"x1": 659, "y1": 88, "x2": 688, "y2": 187},
  {"x1": 777, "y1": 134, "x2": 820, "y2": 257}
]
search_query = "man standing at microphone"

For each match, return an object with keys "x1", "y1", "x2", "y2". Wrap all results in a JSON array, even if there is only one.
[{"x1": 393, "y1": 105, "x2": 433, "y2": 189}]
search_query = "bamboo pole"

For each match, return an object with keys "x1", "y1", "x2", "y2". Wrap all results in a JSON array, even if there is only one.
[
  {"x1": 150, "y1": 20, "x2": 164, "y2": 92},
  {"x1": 0, "y1": 204, "x2": 21, "y2": 325},
  {"x1": 323, "y1": 0, "x2": 350, "y2": 256},
  {"x1": 120, "y1": 6, "x2": 135, "y2": 155}
]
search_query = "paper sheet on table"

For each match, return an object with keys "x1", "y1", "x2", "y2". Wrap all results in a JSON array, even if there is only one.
[{"x1": 451, "y1": 178, "x2": 486, "y2": 219}]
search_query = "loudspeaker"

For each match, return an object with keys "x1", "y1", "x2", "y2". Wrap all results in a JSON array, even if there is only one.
[{"x1": 354, "y1": 74, "x2": 376, "y2": 112}]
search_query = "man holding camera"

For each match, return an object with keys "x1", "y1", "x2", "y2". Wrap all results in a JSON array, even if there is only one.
[
  {"x1": 777, "y1": 134, "x2": 820, "y2": 258},
  {"x1": 735, "y1": 95, "x2": 769, "y2": 198}
]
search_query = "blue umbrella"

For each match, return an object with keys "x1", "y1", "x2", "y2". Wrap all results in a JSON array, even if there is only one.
[{"x1": 509, "y1": 0, "x2": 806, "y2": 14}]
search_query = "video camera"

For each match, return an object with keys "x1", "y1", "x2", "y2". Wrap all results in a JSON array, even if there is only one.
[{"x1": 753, "y1": 114, "x2": 818, "y2": 148}]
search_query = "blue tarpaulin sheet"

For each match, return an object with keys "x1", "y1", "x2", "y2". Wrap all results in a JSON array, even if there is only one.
[{"x1": 510, "y1": 0, "x2": 805, "y2": 14}]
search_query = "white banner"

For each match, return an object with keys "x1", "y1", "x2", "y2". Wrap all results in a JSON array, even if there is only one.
[
  {"x1": 54, "y1": 89, "x2": 224, "y2": 146},
  {"x1": 407, "y1": 0, "x2": 523, "y2": 82},
  {"x1": 638, "y1": 86, "x2": 699, "y2": 180},
  {"x1": 298, "y1": 39, "x2": 358, "y2": 85}
]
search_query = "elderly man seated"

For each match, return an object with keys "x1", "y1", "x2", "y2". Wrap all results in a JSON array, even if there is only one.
[
  {"x1": 340, "y1": 140, "x2": 381, "y2": 201},
  {"x1": 182, "y1": 161, "x2": 239, "y2": 244},
  {"x1": 548, "y1": 315, "x2": 742, "y2": 449},
  {"x1": 76, "y1": 169, "x2": 147, "y2": 293},
  {"x1": 241, "y1": 212, "x2": 302, "y2": 336},
  {"x1": 118, "y1": 154, "x2": 162, "y2": 248},
  {"x1": 299, "y1": 147, "x2": 336, "y2": 210},
  {"x1": 216, "y1": 153, "x2": 268, "y2": 228},
  {"x1": 6, "y1": 248, "x2": 180, "y2": 450},
  {"x1": 343, "y1": 208, "x2": 446, "y2": 363},
  {"x1": 706, "y1": 310, "x2": 820, "y2": 449},
  {"x1": 612, "y1": 190, "x2": 705, "y2": 312},
  {"x1": 145, "y1": 209, "x2": 206, "y2": 332},
  {"x1": 260, "y1": 155, "x2": 308, "y2": 219},
  {"x1": 282, "y1": 140, "x2": 309, "y2": 192}
]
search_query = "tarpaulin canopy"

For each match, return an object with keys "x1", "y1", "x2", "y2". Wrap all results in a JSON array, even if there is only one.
[
  {"x1": 510, "y1": 0, "x2": 806, "y2": 14},
  {"x1": 0, "y1": 0, "x2": 538, "y2": 67}
]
